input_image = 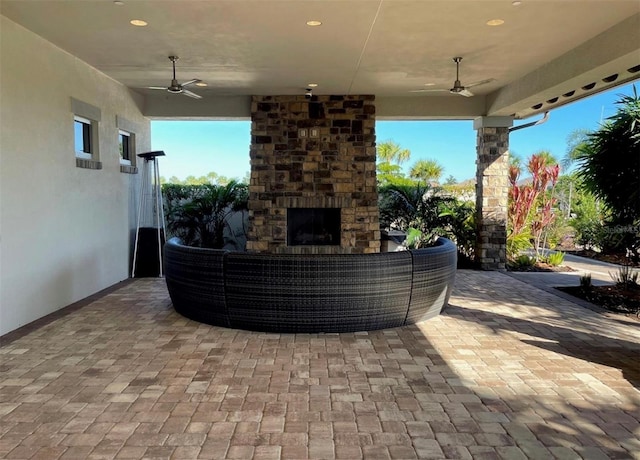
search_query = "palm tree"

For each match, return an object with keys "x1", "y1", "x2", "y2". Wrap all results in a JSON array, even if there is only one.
[
  {"x1": 409, "y1": 159, "x2": 444, "y2": 185},
  {"x1": 377, "y1": 140, "x2": 410, "y2": 165},
  {"x1": 562, "y1": 129, "x2": 590, "y2": 171},
  {"x1": 573, "y1": 88, "x2": 640, "y2": 225},
  {"x1": 529, "y1": 150, "x2": 558, "y2": 170}
]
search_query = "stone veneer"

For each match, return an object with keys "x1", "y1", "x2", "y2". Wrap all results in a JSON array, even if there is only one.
[
  {"x1": 475, "y1": 126, "x2": 509, "y2": 270},
  {"x1": 247, "y1": 95, "x2": 380, "y2": 254}
]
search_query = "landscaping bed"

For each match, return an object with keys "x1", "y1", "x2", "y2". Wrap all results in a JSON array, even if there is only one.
[
  {"x1": 557, "y1": 285, "x2": 640, "y2": 317},
  {"x1": 564, "y1": 249, "x2": 640, "y2": 268},
  {"x1": 509, "y1": 261, "x2": 575, "y2": 273}
]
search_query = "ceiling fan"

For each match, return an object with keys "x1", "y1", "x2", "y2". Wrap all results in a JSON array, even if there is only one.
[
  {"x1": 148, "y1": 56, "x2": 202, "y2": 99},
  {"x1": 411, "y1": 57, "x2": 493, "y2": 97}
]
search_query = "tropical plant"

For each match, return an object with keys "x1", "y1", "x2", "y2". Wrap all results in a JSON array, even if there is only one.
[
  {"x1": 441, "y1": 199, "x2": 476, "y2": 264},
  {"x1": 376, "y1": 140, "x2": 414, "y2": 187},
  {"x1": 379, "y1": 183, "x2": 475, "y2": 260},
  {"x1": 533, "y1": 150, "x2": 559, "y2": 168},
  {"x1": 161, "y1": 170, "x2": 250, "y2": 186},
  {"x1": 579, "y1": 273, "x2": 592, "y2": 290},
  {"x1": 506, "y1": 231, "x2": 532, "y2": 261},
  {"x1": 562, "y1": 128, "x2": 590, "y2": 171},
  {"x1": 511, "y1": 254, "x2": 536, "y2": 269},
  {"x1": 404, "y1": 227, "x2": 432, "y2": 249},
  {"x1": 530, "y1": 159, "x2": 560, "y2": 259},
  {"x1": 377, "y1": 140, "x2": 411, "y2": 165},
  {"x1": 507, "y1": 153, "x2": 560, "y2": 261},
  {"x1": 409, "y1": 158, "x2": 444, "y2": 185},
  {"x1": 544, "y1": 251, "x2": 565, "y2": 267},
  {"x1": 163, "y1": 181, "x2": 248, "y2": 248},
  {"x1": 376, "y1": 162, "x2": 415, "y2": 187},
  {"x1": 610, "y1": 265, "x2": 639, "y2": 290},
  {"x1": 379, "y1": 183, "x2": 454, "y2": 241},
  {"x1": 572, "y1": 88, "x2": 640, "y2": 228},
  {"x1": 570, "y1": 188, "x2": 605, "y2": 250}
]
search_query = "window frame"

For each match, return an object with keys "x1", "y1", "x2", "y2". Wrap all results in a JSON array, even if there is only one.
[
  {"x1": 74, "y1": 115, "x2": 94, "y2": 159},
  {"x1": 118, "y1": 129, "x2": 134, "y2": 165}
]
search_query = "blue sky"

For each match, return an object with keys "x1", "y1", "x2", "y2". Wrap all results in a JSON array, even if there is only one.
[{"x1": 152, "y1": 82, "x2": 637, "y2": 183}]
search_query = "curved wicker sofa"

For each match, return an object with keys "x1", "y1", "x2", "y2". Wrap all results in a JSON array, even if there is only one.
[{"x1": 164, "y1": 237, "x2": 457, "y2": 333}]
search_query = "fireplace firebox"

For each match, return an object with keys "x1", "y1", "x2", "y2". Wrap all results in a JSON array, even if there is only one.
[{"x1": 287, "y1": 208, "x2": 340, "y2": 246}]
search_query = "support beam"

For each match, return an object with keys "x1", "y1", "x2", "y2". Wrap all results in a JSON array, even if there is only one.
[{"x1": 474, "y1": 116, "x2": 513, "y2": 271}]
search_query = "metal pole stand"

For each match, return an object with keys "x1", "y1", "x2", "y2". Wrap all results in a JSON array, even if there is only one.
[{"x1": 132, "y1": 150, "x2": 167, "y2": 278}]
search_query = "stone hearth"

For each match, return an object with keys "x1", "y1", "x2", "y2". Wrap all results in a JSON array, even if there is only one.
[{"x1": 247, "y1": 95, "x2": 379, "y2": 254}]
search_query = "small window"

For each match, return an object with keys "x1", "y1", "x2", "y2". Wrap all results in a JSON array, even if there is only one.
[
  {"x1": 119, "y1": 130, "x2": 133, "y2": 165},
  {"x1": 74, "y1": 115, "x2": 93, "y2": 159}
]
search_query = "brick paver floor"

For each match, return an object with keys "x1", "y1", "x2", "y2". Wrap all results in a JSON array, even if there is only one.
[{"x1": 1, "y1": 271, "x2": 638, "y2": 459}]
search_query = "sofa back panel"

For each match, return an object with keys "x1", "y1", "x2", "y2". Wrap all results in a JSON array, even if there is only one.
[
  {"x1": 164, "y1": 239, "x2": 230, "y2": 327},
  {"x1": 224, "y1": 251, "x2": 413, "y2": 332},
  {"x1": 406, "y1": 238, "x2": 457, "y2": 323}
]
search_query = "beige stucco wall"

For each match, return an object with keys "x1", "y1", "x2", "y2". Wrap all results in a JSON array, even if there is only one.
[{"x1": 0, "y1": 16, "x2": 151, "y2": 335}]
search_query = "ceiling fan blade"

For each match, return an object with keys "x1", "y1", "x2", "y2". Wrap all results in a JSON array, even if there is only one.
[
  {"x1": 181, "y1": 79, "x2": 201, "y2": 88},
  {"x1": 465, "y1": 78, "x2": 494, "y2": 89},
  {"x1": 182, "y1": 89, "x2": 202, "y2": 99},
  {"x1": 148, "y1": 86, "x2": 168, "y2": 90},
  {"x1": 458, "y1": 89, "x2": 475, "y2": 97},
  {"x1": 409, "y1": 88, "x2": 448, "y2": 93}
]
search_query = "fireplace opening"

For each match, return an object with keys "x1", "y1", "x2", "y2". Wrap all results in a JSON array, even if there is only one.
[{"x1": 287, "y1": 208, "x2": 341, "y2": 246}]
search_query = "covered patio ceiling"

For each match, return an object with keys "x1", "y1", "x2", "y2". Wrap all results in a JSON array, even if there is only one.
[{"x1": 2, "y1": 0, "x2": 639, "y2": 120}]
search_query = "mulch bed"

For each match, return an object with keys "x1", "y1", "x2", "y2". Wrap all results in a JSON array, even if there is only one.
[
  {"x1": 508, "y1": 262, "x2": 575, "y2": 273},
  {"x1": 564, "y1": 249, "x2": 640, "y2": 268},
  {"x1": 557, "y1": 285, "x2": 640, "y2": 317}
]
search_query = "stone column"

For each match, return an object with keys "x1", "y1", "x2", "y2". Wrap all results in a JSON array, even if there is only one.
[{"x1": 474, "y1": 116, "x2": 513, "y2": 270}]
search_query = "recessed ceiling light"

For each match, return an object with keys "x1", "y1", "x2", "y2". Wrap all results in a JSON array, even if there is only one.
[
  {"x1": 486, "y1": 19, "x2": 505, "y2": 26},
  {"x1": 195, "y1": 82, "x2": 207, "y2": 87},
  {"x1": 512, "y1": 0, "x2": 522, "y2": 5},
  {"x1": 130, "y1": 19, "x2": 148, "y2": 27},
  {"x1": 113, "y1": 1, "x2": 124, "y2": 5},
  {"x1": 306, "y1": 20, "x2": 322, "y2": 26},
  {"x1": 307, "y1": 83, "x2": 318, "y2": 87},
  {"x1": 424, "y1": 83, "x2": 436, "y2": 87}
]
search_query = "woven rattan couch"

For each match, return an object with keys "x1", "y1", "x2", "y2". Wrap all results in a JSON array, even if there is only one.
[{"x1": 164, "y1": 237, "x2": 456, "y2": 333}]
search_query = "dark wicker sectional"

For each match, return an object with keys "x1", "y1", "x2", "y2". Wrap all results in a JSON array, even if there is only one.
[{"x1": 164, "y1": 237, "x2": 457, "y2": 333}]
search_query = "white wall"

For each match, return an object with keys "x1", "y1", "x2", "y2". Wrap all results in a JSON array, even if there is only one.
[{"x1": 0, "y1": 16, "x2": 151, "y2": 335}]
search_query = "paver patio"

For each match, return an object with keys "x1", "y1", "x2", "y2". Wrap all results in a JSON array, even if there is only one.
[{"x1": 1, "y1": 270, "x2": 638, "y2": 459}]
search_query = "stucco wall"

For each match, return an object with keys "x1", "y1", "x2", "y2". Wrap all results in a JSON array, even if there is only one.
[{"x1": 0, "y1": 16, "x2": 151, "y2": 335}]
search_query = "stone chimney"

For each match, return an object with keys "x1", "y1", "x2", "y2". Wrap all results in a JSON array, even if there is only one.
[{"x1": 247, "y1": 95, "x2": 380, "y2": 254}]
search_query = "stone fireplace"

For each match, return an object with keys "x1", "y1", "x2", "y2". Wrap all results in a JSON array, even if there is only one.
[
  {"x1": 247, "y1": 95, "x2": 380, "y2": 254},
  {"x1": 287, "y1": 208, "x2": 341, "y2": 247}
]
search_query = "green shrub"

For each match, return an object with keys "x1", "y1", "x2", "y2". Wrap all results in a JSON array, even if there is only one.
[
  {"x1": 610, "y1": 265, "x2": 639, "y2": 290},
  {"x1": 162, "y1": 181, "x2": 248, "y2": 249},
  {"x1": 511, "y1": 254, "x2": 536, "y2": 269},
  {"x1": 579, "y1": 273, "x2": 592, "y2": 290},
  {"x1": 569, "y1": 191, "x2": 605, "y2": 251},
  {"x1": 545, "y1": 251, "x2": 565, "y2": 266},
  {"x1": 507, "y1": 231, "x2": 532, "y2": 261},
  {"x1": 404, "y1": 227, "x2": 434, "y2": 249},
  {"x1": 379, "y1": 184, "x2": 476, "y2": 262}
]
